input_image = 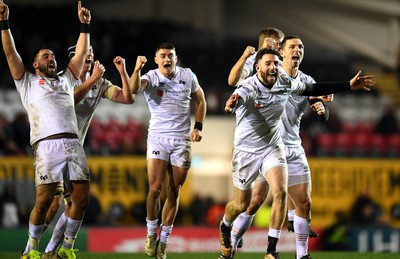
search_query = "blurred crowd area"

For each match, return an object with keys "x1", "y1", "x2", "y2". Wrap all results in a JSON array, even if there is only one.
[
  {"x1": 0, "y1": 5, "x2": 399, "y2": 158},
  {"x1": 1, "y1": 91, "x2": 399, "y2": 157},
  {"x1": 0, "y1": 5, "x2": 400, "y2": 157}
]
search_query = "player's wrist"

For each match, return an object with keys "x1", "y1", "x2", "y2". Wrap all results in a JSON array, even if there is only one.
[
  {"x1": 194, "y1": 122, "x2": 203, "y2": 131},
  {"x1": 0, "y1": 20, "x2": 10, "y2": 30},
  {"x1": 80, "y1": 23, "x2": 90, "y2": 33}
]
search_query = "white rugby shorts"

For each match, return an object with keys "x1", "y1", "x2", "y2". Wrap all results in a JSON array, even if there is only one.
[
  {"x1": 147, "y1": 136, "x2": 192, "y2": 169},
  {"x1": 33, "y1": 138, "x2": 90, "y2": 187},
  {"x1": 285, "y1": 145, "x2": 311, "y2": 186},
  {"x1": 232, "y1": 144, "x2": 287, "y2": 190}
]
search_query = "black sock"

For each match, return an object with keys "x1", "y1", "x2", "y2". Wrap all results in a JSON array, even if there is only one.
[
  {"x1": 267, "y1": 236, "x2": 278, "y2": 253},
  {"x1": 220, "y1": 222, "x2": 231, "y2": 234}
]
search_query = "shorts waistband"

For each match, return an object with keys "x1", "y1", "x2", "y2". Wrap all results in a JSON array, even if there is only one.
[{"x1": 33, "y1": 133, "x2": 78, "y2": 148}]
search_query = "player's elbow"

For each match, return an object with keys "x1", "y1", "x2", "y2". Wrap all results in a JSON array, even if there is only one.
[{"x1": 227, "y1": 77, "x2": 237, "y2": 87}]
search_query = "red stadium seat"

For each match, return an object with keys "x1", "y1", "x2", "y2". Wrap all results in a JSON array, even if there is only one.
[
  {"x1": 315, "y1": 133, "x2": 335, "y2": 156},
  {"x1": 386, "y1": 134, "x2": 400, "y2": 157},
  {"x1": 369, "y1": 134, "x2": 385, "y2": 157},
  {"x1": 351, "y1": 133, "x2": 371, "y2": 157},
  {"x1": 334, "y1": 133, "x2": 353, "y2": 157}
]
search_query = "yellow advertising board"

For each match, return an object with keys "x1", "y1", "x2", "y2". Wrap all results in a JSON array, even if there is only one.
[
  {"x1": 309, "y1": 158, "x2": 400, "y2": 228},
  {"x1": 1, "y1": 157, "x2": 399, "y2": 227}
]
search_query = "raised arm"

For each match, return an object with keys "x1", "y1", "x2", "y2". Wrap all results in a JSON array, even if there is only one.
[
  {"x1": 0, "y1": 0, "x2": 25, "y2": 80},
  {"x1": 227, "y1": 46, "x2": 255, "y2": 86},
  {"x1": 300, "y1": 70, "x2": 374, "y2": 96},
  {"x1": 190, "y1": 87, "x2": 207, "y2": 142},
  {"x1": 68, "y1": 1, "x2": 91, "y2": 79},
  {"x1": 74, "y1": 60, "x2": 105, "y2": 104},
  {"x1": 129, "y1": 55, "x2": 148, "y2": 94},
  {"x1": 105, "y1": 56, "x2": 134, "y2": 104}
]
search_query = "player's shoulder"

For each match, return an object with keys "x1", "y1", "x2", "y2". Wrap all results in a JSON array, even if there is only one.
[
  {"x1": 236, "y1": 76, "x2": 258, "y2": 92},
  {"x1": 297, "y1": 70, "x2": 315, "y2": 83},
  {"x1": 177, "y1": 66, "x2": 195, "y2": 76}
]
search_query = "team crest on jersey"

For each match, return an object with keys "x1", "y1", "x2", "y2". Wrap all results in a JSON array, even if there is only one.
[
  {"x1": 157, "y1": 90, "x2": 164, "y2": 97},
  {"x1": 39, "y1": 174, "x2": 48, "y2": 181},
  {"x1": 179, "y1": 80, "x2": 186, "y2": 85}
]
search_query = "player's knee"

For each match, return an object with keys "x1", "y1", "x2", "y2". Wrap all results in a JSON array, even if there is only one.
[
  {"x1": 272, "y1": 188, "x2": 287, "y2": 203},
  {"x1": 148, "y1": 186, "x2": 162, "y2": 198},
  {"x1": 35, "y1": 196, "x2": 54, "y2": 214},
  {"x1": 297, "y1": 197, "x2": 311, "y2": 213}
]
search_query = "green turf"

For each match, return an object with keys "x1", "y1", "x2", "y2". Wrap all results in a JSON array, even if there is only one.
[{"x1": 3, "y1": 252, "x2": 400, "y2": 259}]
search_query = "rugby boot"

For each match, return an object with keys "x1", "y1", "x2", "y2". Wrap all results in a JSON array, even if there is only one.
[
  {"x1": 21, "y1": 250, "x2": 41, "y2": 259},
  {"x1": 264, "y1": 251, "x2": 280, "y2": 259},
  {"x1": 219, "y1": 221, "x2": 232, "y2": 258},
  {"x1": 145, "y1": 234, "x2": 157, "y2": 256},
  {"x1": 156, "y1": 241, "x2": 167, "y2": 259}
]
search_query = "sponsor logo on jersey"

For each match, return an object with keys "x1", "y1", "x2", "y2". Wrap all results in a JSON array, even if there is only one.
[
  {"x1": 255, "y1": 103, "x2": 265, "y2": 109},
  {"x1": 165, "y1": 89, "x2": 190, "y2": 96},
  {"x1": 152, "y1": 150, "x2": 160, "y2": 155},
  {"x1": 179, "y1": 80, "x2": 186, "y2": 85},
  {"x1": 157, "y1": 90, "x2": 164, "y2": 97},
  {"x1": 39, "y1": 78, "x2": 45, "y2": 85}
]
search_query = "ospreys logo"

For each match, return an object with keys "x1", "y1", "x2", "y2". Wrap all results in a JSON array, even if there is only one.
[
  {"x1": 239, "y1": 178, "x2": 246, "y2": 184},
  {"x1": 40, "y1": 175, "x2": 48, "y2": 181},
  {"x1": 152, "y1": 150, "x2": 160, "y2": 155}
]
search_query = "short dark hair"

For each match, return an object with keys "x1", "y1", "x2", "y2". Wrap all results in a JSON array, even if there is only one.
[
  {"x1": 255, "y1": 48, "x2": 280, "y2": 64},
  {"x1": 280, "y1": 35, "x2": 301, "y2": 48},
  {"x1": 31, "y1": 46, "x2": 54, "y2": 63},
  {"x1": 155, "y1": 42, "x2": 176, "y2": 54}
]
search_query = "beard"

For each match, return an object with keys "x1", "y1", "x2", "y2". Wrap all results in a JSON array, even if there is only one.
[
  {"x1": 38, "y1": 63, "x2": 57, "y2": 78},
  {"x1": 259, "y1": 70, "x2": 276, "y2": 86}
]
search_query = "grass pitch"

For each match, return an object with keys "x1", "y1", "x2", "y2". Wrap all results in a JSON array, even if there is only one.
[{"x1": 2, "y1": 252, "x2": 399, "y2": 258}]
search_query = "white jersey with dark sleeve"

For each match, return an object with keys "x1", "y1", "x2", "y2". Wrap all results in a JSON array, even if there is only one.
[
  {"x1": 142, "y1": 66, "x2": 200, "y2": 140},
  {"x1": 279, "y1": 68, "x2": 316, "y2": 147},
  {"x1": 14, "y1": 69, "x2": 80, "y2": 145},
  {"x1": 232, "y1": 73, "x2": 305, "y2": 153},
  {"x1": 75, "y1": 76, "x2": 112, "y2": 144}
]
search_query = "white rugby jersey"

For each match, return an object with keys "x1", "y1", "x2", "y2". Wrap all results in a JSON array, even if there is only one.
[
  {"x1": 279, "y1": 68, "x2": 316, "y2": 147},
  {"x1": 142, "y1": 66, "x2": 200, "y2": 140},
  {"x1": 243, "y1": 52, "x2": 257, "y2": 78},
  {"x1": 75, "y1": 76, "x2": 112, "y2": 144},
  {"x1": 232, "y1": 73, "x2": 305, "y2": 153},
  {"x1": 14, "y1": 69, "x2": 79, "y2": 145}
]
